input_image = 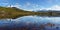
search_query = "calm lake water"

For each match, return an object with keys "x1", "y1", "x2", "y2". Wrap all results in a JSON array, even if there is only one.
[{"x1": 0, "y1": 16, "x2": 60, "y2": 30}]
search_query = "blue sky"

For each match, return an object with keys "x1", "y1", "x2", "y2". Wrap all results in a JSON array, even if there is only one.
[{"x1": 0, "y1": 0, "x2": 60, "y2": 11}]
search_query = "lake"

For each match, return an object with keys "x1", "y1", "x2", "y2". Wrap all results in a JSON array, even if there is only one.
[{"x1": 0, "y1": 16, "x2": 60, "y2": 30}]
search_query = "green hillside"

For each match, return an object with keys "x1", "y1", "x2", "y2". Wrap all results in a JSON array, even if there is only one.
[
  {"x1": 0, "y1": 7, "x2": 39, "y2": 19},
  {"x1": 0, "y1": 7, "x2": 59, "y2": 19}
]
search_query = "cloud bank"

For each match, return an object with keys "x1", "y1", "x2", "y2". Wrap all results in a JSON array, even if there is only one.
[{"x1": 41, "y1": 5, "x2": 60, "y2": 11}]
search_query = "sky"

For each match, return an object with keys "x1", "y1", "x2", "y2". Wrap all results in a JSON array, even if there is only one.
[{"x1": 0, "y1": 0, "x2": 60, "y2": 11}]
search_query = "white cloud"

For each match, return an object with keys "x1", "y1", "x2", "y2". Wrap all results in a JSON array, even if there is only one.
[
  {"x1": 47, "y1": 0, "x2": 53, "y2": 3},
  {"x1": 25, "y1": 2, "x2": 31, "y2": 6},
  {"x1": 14, "y1": 3, "x2": 22, "y2": 8},
  {"x1": 0, "y1": 3, "x2": 8, "y2": 5},
  {"x1": 41, "y1": 5, "x2": 60, "y2": 11},
  {"x1": 7, "y1": 3, "x2": 22, "y2": 8}
]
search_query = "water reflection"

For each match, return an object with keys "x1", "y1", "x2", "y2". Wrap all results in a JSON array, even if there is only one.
[
  {"x1": 0, "y1": 16, "x2": 60, "y2": 30},
  {"x1": 15, "y1": 16, "x2": 60, "y2": 24}
]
